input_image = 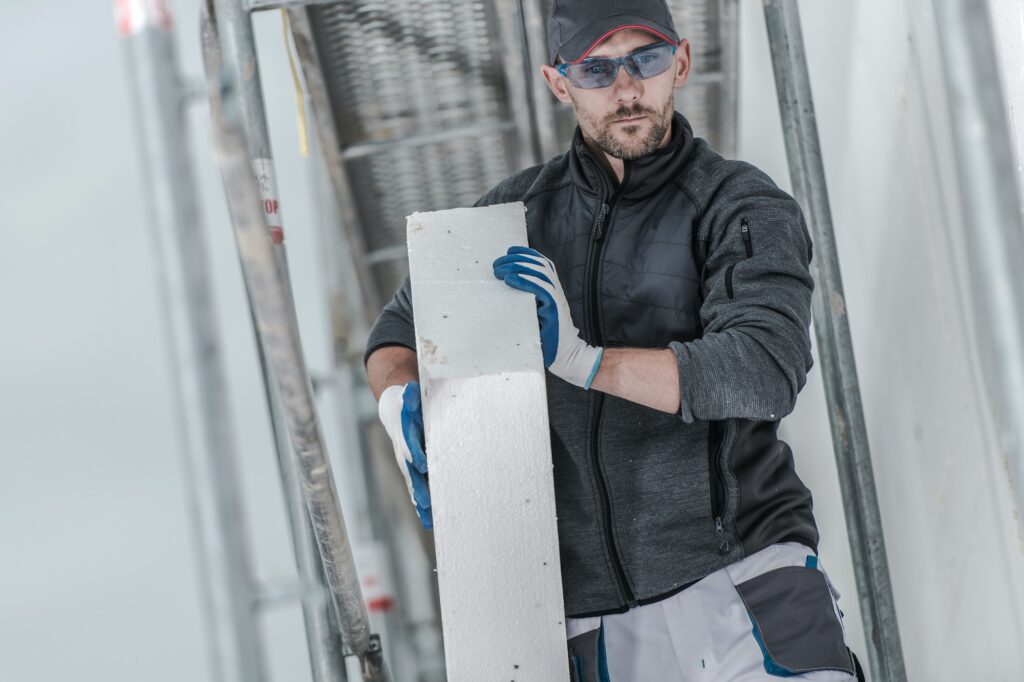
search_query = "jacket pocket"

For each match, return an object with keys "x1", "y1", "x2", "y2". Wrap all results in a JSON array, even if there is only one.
[
  {"x1": 734, "y1": 566, "x2": 856, "y2": 676},
  {"x1": 725, "y1": 218, "x2": 754, "y2": 300}
]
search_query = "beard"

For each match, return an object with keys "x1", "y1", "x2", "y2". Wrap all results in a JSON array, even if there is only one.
[{"x1": 573, "y1": 90, "x2": 675, "y2": 160}]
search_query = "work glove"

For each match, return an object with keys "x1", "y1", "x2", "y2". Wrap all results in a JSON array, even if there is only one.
[
  {"x1": 493, "y1": 246, "x2": 603, "y2": 389},
  {"x1": 377, "y1": 381, "x2": 432, "y2": 530}
]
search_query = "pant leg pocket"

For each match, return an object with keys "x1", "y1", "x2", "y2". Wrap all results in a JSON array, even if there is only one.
[{"x1": 734, "y1": 566, "x2": 856, "y2": 677}]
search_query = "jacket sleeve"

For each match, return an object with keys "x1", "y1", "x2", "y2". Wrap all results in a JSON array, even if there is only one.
[
  {"x1": 363, "y1": 273, "x2": 416, "y2": 366},
  {"x1": 669, "y1": 166, "x2": 815, "y2": 423}
]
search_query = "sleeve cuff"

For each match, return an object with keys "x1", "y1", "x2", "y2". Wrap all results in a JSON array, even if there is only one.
[{"x1": 363, "y1": 341, "x2": 417, "y2": 368}]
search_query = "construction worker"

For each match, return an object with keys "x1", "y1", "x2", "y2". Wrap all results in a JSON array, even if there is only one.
[{"x1": 366, "y1": 1, "x2": 864, "y2": 679}]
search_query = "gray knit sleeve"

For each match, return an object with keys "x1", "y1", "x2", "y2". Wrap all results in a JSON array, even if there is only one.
[
  {"x1": 363, "y1": 274, "x2": 416, "y2": 367},
  {"x1": 670, "y1": 167, "x2": 815, "y2": 423}
]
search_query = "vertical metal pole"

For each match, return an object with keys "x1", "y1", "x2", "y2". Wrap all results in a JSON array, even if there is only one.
[
  {"x1": 308, "y1": 145, "x2": 447, "y2": 682},
  {"x1": 494, "y1": 0, "x2": 543, "y2": 169},
  {"x1": 266, "y1": 380, "x2": 350, "y2": 682},
  {"x1": 519, "y1": 0, "x2": 564, "y2": 161},
  {"x1": 199, "y1": 6, "x2": 348, "y2": 681},
  {"x1": 283, "y1": 8, "x2": 382, "y2": 317},
  {"x1": 202, "y1": 3, "x2": 388, "y2": 679},
  {"x1": 118, "y1": 3, "x2": 268, "y2": 681},
  {"x1": 718, "y1": 0, "x2": 741, "y2": 159},
  {"x1": 283, "y1": 11, "x2": 446, "y2": 678},
  {"x1": 932, "y1": 0, "x2": 1024, "y2": 525},
  {"x1": 761, "y1": 2, "x2": 907, "y2": 680}
]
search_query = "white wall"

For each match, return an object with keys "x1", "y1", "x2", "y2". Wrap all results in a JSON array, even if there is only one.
[{"x1": 738, "y1": 1, "x2": 1024, "y2": 679}]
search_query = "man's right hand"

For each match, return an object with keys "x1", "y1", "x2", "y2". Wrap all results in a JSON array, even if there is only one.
[{"x1": 378, "y1": 381, "x2": 432, "y2": 530}]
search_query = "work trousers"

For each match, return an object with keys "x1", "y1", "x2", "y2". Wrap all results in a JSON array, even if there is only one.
[{"x1": 565, "y1": 542, "x2": 862, "y2": 681}]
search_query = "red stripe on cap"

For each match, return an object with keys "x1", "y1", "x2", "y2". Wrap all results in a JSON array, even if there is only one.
[{"x1": 572, "y1": 25, "x2": 675, "y2": 63}]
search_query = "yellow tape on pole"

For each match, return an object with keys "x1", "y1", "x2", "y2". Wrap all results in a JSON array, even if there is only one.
[{"x1": 281, "y1": 9, "x2": 309, "y2": 159}]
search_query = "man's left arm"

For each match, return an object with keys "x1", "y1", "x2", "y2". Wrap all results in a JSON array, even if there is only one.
[
  {"x1": 588, "y1": 347, "x2": 681, "y2": 413},
  {"x1": 669, "y1": 175, "x2": 815, "y2": 423},
  {"x1": 591, "y1": 177, "x2": 815, "y2": 420}
]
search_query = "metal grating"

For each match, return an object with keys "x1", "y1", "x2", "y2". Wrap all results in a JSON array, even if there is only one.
[
  {"x1": 308, "y1": 0, "x2": 520, "y2": 298},
  {"x1": 299, "y1": 0, "x2": 737, "y2": 304}
]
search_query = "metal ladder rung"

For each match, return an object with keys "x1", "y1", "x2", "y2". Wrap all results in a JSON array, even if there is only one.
[{"x1": 341, "y1": 119, "x2": 516, "y2": 160}]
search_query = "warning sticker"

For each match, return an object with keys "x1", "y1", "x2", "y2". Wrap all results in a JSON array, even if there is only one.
[
  {"x1": 354, "y1": 541, "x2": 395, "y2": 613},
  {"x1": 114, "y1": 0, "x2": 173, "y2": 36},
  {"x1": 252, "y1": 158, "x2": 285, "y2": 244}
]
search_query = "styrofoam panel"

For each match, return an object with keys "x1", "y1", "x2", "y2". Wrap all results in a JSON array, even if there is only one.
[{"x1": 406, "y1": 203, "x2": 569, "y2": 681}]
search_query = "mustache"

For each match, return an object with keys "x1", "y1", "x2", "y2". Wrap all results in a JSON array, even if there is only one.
[{"x1": 607, "y1": 105, "x2": 655, "y2": 122}]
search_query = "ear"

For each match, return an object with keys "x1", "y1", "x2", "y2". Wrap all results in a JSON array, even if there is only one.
[
  {"x1": 673, "y1": 38, "x2": 692, "y2": 88},
  {"x1": 540, "y1": 64, "x2": 574, "y2": 104}
]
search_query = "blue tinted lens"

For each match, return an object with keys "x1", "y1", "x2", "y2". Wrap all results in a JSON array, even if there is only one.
[{"x1": 560, "y1": 43, "x2": 675, "y2": 89}]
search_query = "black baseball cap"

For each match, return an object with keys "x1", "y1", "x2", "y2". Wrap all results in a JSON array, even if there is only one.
[{"x1": 547, "y1": 0, "x2": 680, "y2": 65}]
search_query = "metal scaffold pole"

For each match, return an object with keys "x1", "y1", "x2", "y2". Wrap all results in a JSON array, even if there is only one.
[
  {"x1": 282, "y1": 9, "x2": 448, "y2": 678},
  {"x1": 201, "y1": 0, "x2": 388, "y2": 678},
  {"x1": 198, "y1": 8, "x2": 349, "y2": 681},
  {"x1": 118, "y1": 2, "x2": 267, "y2": 680},
  {"x1": 761, "y1": 1, "x2": 908, "y2": 680},
  {"x1": 931, "y1": 0, "x2": 1024, "y2": 531},
  {"x1": 519, "y1": 0, "x2": 564, "y2": 161}
]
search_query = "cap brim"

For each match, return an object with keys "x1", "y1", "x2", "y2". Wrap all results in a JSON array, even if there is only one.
[{"x1": 554, "y1": 15, "x2": 679, "y2": 64}]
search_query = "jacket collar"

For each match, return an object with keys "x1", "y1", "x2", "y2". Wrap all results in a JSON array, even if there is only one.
[{"x1": 568, "y1": 111, "x2": 695, "y2": 200}]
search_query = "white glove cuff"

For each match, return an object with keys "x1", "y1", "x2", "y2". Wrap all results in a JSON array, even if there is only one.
[
  {"x1": 554, "y1": 342, "x2": 604, "y2": 390},
  {"x1": 377, "y1": 384, "x2": 405, "y2": 441}
]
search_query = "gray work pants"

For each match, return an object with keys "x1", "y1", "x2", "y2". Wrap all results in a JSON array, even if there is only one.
[{"x1": 565, "y1": 542, "x2": 860, "y2": 681}]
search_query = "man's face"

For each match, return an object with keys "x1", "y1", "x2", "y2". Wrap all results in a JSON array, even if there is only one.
[{"x1": 544, "y1": 29, "x2": 690, "y2": 161}]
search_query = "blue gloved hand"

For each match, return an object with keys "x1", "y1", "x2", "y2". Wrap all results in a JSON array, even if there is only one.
[
  {"x1": 493, "y1": 246, "x2": 604, "y2": 389},
  {"x1": 378, "y1": 381, "x2": 432, "y2": 530}
]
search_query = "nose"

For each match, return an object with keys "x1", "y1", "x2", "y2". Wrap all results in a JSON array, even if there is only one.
[{"x1": 610, "y1": 62, "x2": 642, "y2": 103}]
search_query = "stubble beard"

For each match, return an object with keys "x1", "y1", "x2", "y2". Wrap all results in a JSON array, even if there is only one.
[{"x1": 574, "y1": 91, "x2": 675, "y2": 161}]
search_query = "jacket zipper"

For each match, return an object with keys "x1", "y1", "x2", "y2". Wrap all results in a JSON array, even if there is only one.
[
  {"x1": 708, "y1": 421, "x2": 726, "y2": 518},
  {"x1": 584, "y1": 166, "x2": 635, "y2": 605},
  {"x1": 709, "y1": 420, "x2": 730, "y2": 555},
  {"x1": 716, "y1": 218, "x2": 750, "y2": 552},
  {"x1": 725, "y1": 218, "x2": 754, "y2": 300}
]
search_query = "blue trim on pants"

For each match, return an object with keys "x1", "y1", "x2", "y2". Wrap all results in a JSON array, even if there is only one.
[{"x1": 598, "y1": 620, "x2": 611, "y2": 682}]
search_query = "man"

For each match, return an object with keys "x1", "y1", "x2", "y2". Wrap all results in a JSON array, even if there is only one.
[{"x1": 367, "y1": 1, "x2": 863, "y2": 679}]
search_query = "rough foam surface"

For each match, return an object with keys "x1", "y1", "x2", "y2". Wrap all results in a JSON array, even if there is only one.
[{"x1": 407, "y1": 203, "x2": 569, "y2": 681}]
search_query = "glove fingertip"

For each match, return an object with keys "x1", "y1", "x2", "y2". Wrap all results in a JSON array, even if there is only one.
[{"x1": 418, "y1": 507, "x2": 433, "y2": 530}]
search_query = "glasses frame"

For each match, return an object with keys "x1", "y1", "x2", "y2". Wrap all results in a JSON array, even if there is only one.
[{"x1": 555, "y1": 42, "x2": 678, "y2": 90}]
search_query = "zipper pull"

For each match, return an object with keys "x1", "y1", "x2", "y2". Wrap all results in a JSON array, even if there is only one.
[
  {"x1": 715, "y1": 516, "x2": 731, "y2": 555},
  {"x1": 740, "y1": 218, "x2": 753, "y2": 257},
  {"x1": 591, "y1": 202, "x2": 609, "y2": 241}
]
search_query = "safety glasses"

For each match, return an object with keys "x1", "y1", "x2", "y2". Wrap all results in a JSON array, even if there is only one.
[{"x1": 556, "y1": 42, "x2": 677, "y2": 89}]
